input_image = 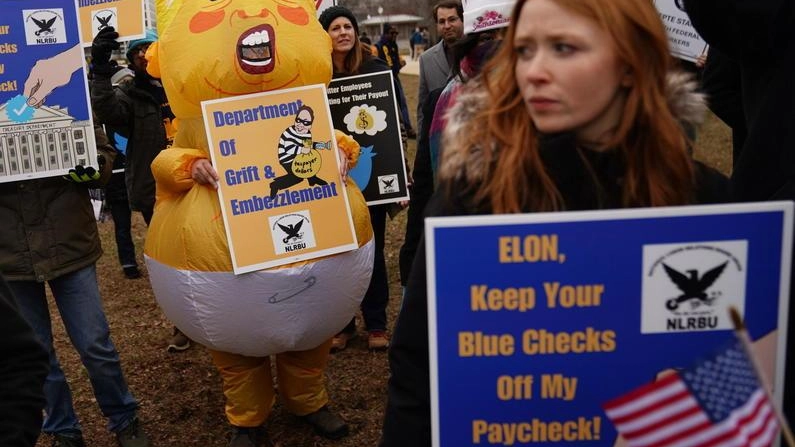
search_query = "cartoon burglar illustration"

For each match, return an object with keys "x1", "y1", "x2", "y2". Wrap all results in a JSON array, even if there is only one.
[{"x1": 269, "y1": 105, "x2": 331, "y2": 198}]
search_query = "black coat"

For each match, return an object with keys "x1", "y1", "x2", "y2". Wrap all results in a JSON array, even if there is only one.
[
  {"x1": 91, "y1": 74, "x2": 170, "y2": 214},
  {"x1": 376, "y1": 37, "x2": 402, "y2": 76},
  {"x1": 398, "y1": 87, "x2": 444, "y2": 285},
  {"x1": 0, "y1": 123, "x2": 115, "y2": 281},
  {"x1": 700, "y1": 47, "x2": 746, "y2": 162},
  {"x1": 333, "y1": 53, "x2": 390, "y2": 79},
  {"x1": 0, "y1": 274, "x2": 47, "y2": 447},
  {"x1": 685, "y1": 0, "x2": 795, "y2": 202},
  {"x1": 379, "y1": 135, "x2": 729, "y2": 447},
  {"x1": 685, "y1": 0, "x2": 795, "y2": 423}
]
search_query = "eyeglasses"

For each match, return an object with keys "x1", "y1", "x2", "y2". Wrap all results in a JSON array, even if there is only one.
[
  {"x1": 437, "y1": 16, "x2": 460, "y2": 26},
  {"x1": 295, "y1": 118, "x2": 312, "y2": 126}
]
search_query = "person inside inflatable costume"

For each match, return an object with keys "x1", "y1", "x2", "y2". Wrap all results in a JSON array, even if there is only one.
[{"x1": 142, "y1": 0, "x2": 374, "y2": 443}]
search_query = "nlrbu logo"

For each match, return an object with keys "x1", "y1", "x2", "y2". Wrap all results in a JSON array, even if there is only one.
[
  {"x1": 269, "y1": 211, "x2": 317, "y2": 255},
  {"x1": 23, "y1": 9, "x2": 67, "y2": 45},
  {"x1": 641, "y1": 240, "x2": 747, "y2": 334},
  {"x1": 91, "y1": 8, "x2": 118, "y2": 38}
]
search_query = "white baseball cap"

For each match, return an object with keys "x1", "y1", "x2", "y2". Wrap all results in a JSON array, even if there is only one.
[{"x1": 463, "y1": 0, "x2": 517, "y2": 34}]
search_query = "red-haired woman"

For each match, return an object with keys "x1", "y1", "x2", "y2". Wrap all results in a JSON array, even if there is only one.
[{"x1": 380, "y1": 0, "x2": 728, "y2": 445}]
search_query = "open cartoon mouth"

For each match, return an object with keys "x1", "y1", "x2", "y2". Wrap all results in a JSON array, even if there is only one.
[{"x1": 237, "y1": 24, "x2": 275, "y2": 74}]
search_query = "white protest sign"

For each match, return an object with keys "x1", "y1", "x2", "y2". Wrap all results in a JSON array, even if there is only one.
[
  {"x1": 315, "y1": 0, "x2": 335, "y2": 16},
  {"x1": 653, "y1": 0, "x2": 708, "y2": 62}
]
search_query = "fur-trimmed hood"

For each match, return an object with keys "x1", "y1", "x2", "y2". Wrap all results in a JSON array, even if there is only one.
[{"x1": 438, "y1": 70, "x2": 706, "y2": 183}]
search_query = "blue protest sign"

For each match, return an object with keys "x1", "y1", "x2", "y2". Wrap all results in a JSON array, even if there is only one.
[
  {"x1": 0, "y1": 0, "x2": 97, "y2": 183},
  {"x1": 426, "y1": 202, "x2": 792, "y2": 446}
]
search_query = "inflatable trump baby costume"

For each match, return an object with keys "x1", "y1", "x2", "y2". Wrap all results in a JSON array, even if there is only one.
[{"x1": 142, "y1": 0, "x2": 374, "y2": 441}]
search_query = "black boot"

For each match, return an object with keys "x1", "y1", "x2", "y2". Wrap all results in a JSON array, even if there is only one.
[
  {"x1": 229, "y1": 424, "x2": 273, "y2": 447},
  {"x1": 302, "y1": 405, "x2": 349, "y2": 440}
]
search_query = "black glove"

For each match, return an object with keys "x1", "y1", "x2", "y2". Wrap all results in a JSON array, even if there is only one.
[
  {"x1": 91, "y1": 26, "x2": 119, "y2": 68},
  {"x1": 64, "y1": 155, "x2": 106, "y2": 184}
]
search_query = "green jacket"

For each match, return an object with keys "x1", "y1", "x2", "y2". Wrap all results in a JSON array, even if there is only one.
[{"x1": 0, "y1": 123, "x2": 115, "y2": 282}]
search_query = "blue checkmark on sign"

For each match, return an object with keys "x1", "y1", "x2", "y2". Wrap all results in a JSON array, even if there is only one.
[{"x1": 6, "y1": 95, "x2": 35, "y2": 123}]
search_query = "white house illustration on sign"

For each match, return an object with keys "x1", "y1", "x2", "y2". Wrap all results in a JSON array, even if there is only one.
[{"x1": 0, "y1": 103, "x2": 91, "y2": 177}]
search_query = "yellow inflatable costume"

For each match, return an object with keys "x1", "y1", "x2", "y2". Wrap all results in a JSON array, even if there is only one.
[{"x1": 143, "y1": 0, "x2": 373, "y2": 430}]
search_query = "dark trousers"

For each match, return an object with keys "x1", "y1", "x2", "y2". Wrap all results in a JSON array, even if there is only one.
[
  {"x1": 141, "y1": 208, "x2": 153, "y2": 227},
  {"x1": 270, "y1": 171, "x2": 303, "y2": 197},
  {"x1": 394, "y1": 77, "x2": 414, "y2": 133},
  {"x1": 342, "y1": 205, "x2": 389, "y2": 333},
  {"x1": 9, "y1": 265, "x2": 138, "y2": 435},
  {"x1": 108, "y1": 199, "x2": 137, "y2": 268}
]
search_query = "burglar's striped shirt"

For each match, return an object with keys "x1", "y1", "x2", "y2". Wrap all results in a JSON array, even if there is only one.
[{"x1": 278, "y1": 126, "x2": 310, "y2": 165}]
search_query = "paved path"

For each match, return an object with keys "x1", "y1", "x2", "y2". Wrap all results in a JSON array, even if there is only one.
[{"x1": 402, "y1": 59, "x2": 419, "y2": 76}]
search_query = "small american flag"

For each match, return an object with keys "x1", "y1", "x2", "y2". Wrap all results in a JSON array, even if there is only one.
[{"x1": 603, "y1": 340, "x2": 779, "y2": 447}]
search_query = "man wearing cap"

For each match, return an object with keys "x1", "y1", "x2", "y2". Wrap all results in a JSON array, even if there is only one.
[
  {"x1": 90, "y1": 27, "x2": 190, "y2": 352},
  {"x1": 103, "y1": 66, "x2": 141, "y2": 280},
  {"x1": 416, "y1": 1, "x2": 464, "y2": 136},
  {"x1": 91, "y1": 27, "x2": 173, "y2": 227}
]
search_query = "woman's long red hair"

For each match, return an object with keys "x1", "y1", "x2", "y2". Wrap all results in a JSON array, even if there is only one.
[{"x1": 450, "y1": 0, "x2": 695, "y2": 213}]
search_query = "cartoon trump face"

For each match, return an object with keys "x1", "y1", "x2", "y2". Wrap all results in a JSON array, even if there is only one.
[
  {"x1": 151, "y1": 0, "x2": 333, "y2": 118},
  {"x1": 144, "y1": 0, "x2": 374, "y2": 357}
]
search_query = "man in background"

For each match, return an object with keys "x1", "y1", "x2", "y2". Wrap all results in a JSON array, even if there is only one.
[
  {"x1": 416, "y1": 1, "x2": 464, "y2": 135},
  {"x1": 400, "y1": 1, "x2": 464, "y2": 291},
  {"x1": 410, "y1": 27, "x2": 421, "y2": 60},
  {"x1": 103, "y1": 66, "x2": 141, "y2": 280},
  {"x1": 91, "y1": 27, "x2": 189, "y2": 352}
]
